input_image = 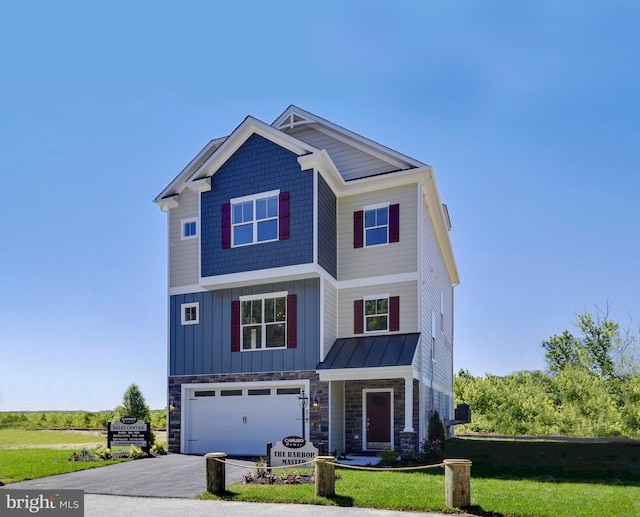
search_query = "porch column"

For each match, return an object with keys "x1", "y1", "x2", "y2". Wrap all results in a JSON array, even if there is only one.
[{"x1": 403, "y1": 376, "x2": 415, "y2": 432}]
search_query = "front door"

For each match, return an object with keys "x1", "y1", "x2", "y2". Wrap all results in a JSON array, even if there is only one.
[{"x1": 365, "y1": 391, "x2": 391, "y2": 450}]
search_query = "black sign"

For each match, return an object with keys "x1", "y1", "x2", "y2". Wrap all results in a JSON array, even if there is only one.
[
  {"x1": 282, "y1": 435, "x2": 306, "y2": 448},
  {"x1": 107, "y1": 417, "x2": 150, "y2": 452}
]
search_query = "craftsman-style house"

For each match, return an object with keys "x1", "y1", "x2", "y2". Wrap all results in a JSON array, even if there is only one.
[{"x1": 154, "y1": 106, "x2": 459, "y2": 455}]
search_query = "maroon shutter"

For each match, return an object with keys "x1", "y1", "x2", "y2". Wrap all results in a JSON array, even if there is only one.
[
  {"x1": 279, "y1": 192, "x2": 290, "y2": 240},
  {"x1": 354, "y1": 299, "x2": 364, "y2": 333},
  {"x1": 389, "y1": 296, "x2": 400, "y2": 331},
  {"x1": 286, "y1": 294, "x2": 297, "y2": 348},
  {"x1": 389, "y1": 204, "x2": 400, "y2": 243},
  {"x1": 222, "y1": 203, "x2": 231, "y2": 249},
  {"x1": 353, "y1": 210, "x2": 364, "y2": 248},
  {"x1": 231, "y1": 300, "x2": 240, "y2": 352}
]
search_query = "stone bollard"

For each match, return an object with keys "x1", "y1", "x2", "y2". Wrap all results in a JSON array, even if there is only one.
[
  {"x1": 443, "y1": 459, "x2": 472, "y2": 508},
  {"x1": 314, "y1": 455, "x2": 336, "y2": 497},
  {"x1": 205, "y1": 452, "x2": 227, "y2": 494}
]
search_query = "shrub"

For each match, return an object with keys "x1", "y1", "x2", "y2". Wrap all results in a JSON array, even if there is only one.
[
  {"x1": 151, "y1": 442, "x2": 166, "y2": 455},
  {"x1": 94, "y1": 446, "x2": 112, "y2": 460},
  {"x1": 428, "y1": 411, "x2": 446, "y2": 446},
  {"x1": 128, "y1": 446, "x2": 145, "y2": 459}
]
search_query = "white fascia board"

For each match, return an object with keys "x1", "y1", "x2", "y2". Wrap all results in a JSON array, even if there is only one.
[
  {"x1": 274, "y1": 105, "x2": 427, "y2": 170},
  {"x1": 168, "y1": 284, "x2": 209, "y2": 296},
  {"x1": 337, "y1": 272, "x2": 418, "y2": 290},
  {"x1": 422, "y1": 171, "x2": 460, "y2": 286},
  {"x1": 199, "y1": 263, "x2": 321, "y2": 290},
  {"x1": 188, "y1": 116, "x2": 319, "y2": 184},
  {"x1": 317, "y1": 366, "x2": 414, "y2": 382},
  {"x1": 186, "y1": 177, "x2": 211, "y2": 193},
  {"x1": 154, "y1": 137, "x2": 225, "y2": 205}
]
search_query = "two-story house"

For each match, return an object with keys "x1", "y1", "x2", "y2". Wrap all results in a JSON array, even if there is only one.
[{"x1": 154, "y1": 106, "x2": 459, "y2": 456}]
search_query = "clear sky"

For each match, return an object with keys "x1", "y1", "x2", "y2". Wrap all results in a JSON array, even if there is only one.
[{"x1": 1, "y1": 1, "x2": 639, "y2": 411}]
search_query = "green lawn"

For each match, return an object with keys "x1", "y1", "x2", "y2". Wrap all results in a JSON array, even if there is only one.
[
  {"x1": 0, "y1": 448, "x2": 126, "y2": 484},
  {"x1": 0, "y1": 429, "x2": 105, "y2": 448},
  {"x1": 200, "y1": 437, "x2": 640, "y2": 517}
]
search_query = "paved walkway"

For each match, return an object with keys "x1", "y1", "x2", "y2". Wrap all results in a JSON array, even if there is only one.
[{"x1": 1, "y1": 454, "x2": 472, "y2": 517}]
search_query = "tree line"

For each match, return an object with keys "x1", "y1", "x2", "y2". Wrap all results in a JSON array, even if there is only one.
[{"x1": 455, "y1": 306, "x2": 640, "y2": 438}]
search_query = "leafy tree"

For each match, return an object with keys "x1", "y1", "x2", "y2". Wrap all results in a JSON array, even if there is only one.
[{"x1": 114, "y1": 384, "x2": 152, "y2": 422}]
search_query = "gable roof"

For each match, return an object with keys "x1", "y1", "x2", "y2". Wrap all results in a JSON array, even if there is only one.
[{"x1": 316, "y1": 333, "x2": 420, "y2": 370}]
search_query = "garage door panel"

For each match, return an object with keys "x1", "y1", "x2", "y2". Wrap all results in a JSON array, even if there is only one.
[{"x1": 186, "y1": 388, "x2": 303, "y2": 455}]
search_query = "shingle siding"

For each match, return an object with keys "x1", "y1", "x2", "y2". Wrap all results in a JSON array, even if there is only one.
[
  {"x1": 317, "y1": 173, "x2": 337, "y2": 278},
  {"x1": 200, "y1": 134, "x2": 314, "y2": 277}
]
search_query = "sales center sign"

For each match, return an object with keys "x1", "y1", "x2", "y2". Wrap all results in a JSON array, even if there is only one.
[{"x1": 108, "y1": 417, "x2": 149, "y2": 448}]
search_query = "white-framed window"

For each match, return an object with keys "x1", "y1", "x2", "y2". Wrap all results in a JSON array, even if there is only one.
[
  {"x1": 364, "y1": 294, "x2": 389, "y2": 332},
  {"x1": 231, "y1": 190, "x2": 279, "y2": 247},
  {"x1": 363, "y1": 202, "x2": 389, "y2": 247},
  {"x1": 181, "y1": 302, "x2": 199, "y2": 325},
  {"x1": 181, "y1": 217, "x2": 198, "y2": 240},
  {"x1": 240, "y1": 291, "x2": 287, "y2": 350}
]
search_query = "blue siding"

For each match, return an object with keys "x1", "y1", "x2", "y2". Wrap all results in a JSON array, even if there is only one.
[
  {"x1": 170, "y1": 279, "x2": 320, "y2": 375},
  {"x1": 201, "y1": 134, "x2": 314, "y2": 277},
  {"x1": 317, "y1": 173, "x2": 337, "y2": 278}
]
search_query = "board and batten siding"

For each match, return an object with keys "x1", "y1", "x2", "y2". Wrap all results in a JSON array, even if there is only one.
[
  {"x1": 419, "y1": 192, "x2": 455, "y2": 402},
  {"x1": 169, "y1": 188, "x2": 199, "y2": 288},
  {"x1": 338, "y1": 185, "x2": 418, "y2": 282},
  {"x1": 337, "y1": 281, "x2": 418, "y2": 338},
  {"x1": 286, "y1": 126, "x2": 398, "y2": 181}
]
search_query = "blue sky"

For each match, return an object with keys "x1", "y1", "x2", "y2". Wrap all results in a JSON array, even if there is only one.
[{"x1": 1, "y1": 1, "x2": 639, "y2": 411}]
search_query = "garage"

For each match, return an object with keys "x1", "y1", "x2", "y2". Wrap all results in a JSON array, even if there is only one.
[{"x1": 183, "y1": 383, "x2": 305, "y2": 455}]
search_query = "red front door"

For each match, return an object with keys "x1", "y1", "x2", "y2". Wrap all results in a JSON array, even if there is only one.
[{"x1": 365, "y1": 391, "x2": 391, "y2": 449}]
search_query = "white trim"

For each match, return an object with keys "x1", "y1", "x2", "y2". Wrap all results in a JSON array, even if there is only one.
[
  {"x1": 180, "y1": 217, "x2": 199, "y2": 240},
  {"x1": 337, "y1": 272, "x2": 418, "y2": 290},
  {"x1": 362, "y1": 201, "x2": 390, "y2": 211},
  {"x1": 239, "y1": 291, "x2": 288, "y2": 302},
  {"x1": 169, "y1": 284, "x2": 208, "y2": 296},
  {"x1": 319, "y1": 279, "x2": 326, "y2": 361},
  {"x1": 404, "y1": 376, "x2": 415, "y2": 432},
  {"x1": 230, "y1": 189, "x2": 280, "y2": 205},
  {"x1": 317, "y1": 365, "x2": 413, "y2": 382},
  {"x1": 363, "y1": 388, "x2": 394, "y2": 451},
  {"x1": 180, "y1": 302, "x2": 199, "y2": 325},
  {"x1": 231, "y1": 190, "x2": 281, "y2": 248},
  {"x1": 238, "y1": 291, "x2": 289, "y2": 351}
]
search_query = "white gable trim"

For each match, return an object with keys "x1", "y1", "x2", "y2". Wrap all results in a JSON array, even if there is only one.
[{"x1": 188, "y1": 116, "x2": 319, "y2": 185}]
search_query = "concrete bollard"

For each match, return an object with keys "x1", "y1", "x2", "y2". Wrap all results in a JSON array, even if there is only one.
[
  {"x1": 314, "y1": 455, "x2": 336, "y2": 497},
  {"x1": 443, "y1": 459, "x2": 472, "y2": 508},
  {"x1": 205, "y1": 452, "x2": 227, "y2": 494}
]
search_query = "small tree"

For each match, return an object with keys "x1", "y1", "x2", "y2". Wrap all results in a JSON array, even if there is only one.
[
  {"x1": 115, "y1": 384, "x2": 152, "y2": 422},
  {"x1": 428, "y1": 410, "x2": 446, "y2": 445}
]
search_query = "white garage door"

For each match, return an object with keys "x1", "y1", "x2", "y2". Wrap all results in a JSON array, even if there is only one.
[{"x1": 185, "y1": 385, "x2": 303, "y2": 455}]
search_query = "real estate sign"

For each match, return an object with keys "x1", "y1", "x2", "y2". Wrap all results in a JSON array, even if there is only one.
[
  {"x1": 108, "y1": 417, "x2": 150, "y2": 450},
  {"x1": 270, "y1": 436, "x2": 318, "y2": 467}
]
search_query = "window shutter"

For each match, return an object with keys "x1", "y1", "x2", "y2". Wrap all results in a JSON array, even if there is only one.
[
  {"x1": 353, "y1": 210, "x2": 364, "y2": 248},
  {"x1": 389, "y1": 204, "x2": 400, "y2": 243},
  {"x1": 389, "y1": 296, "x2": 400, "y2": 331},
  {"x1": 286, "y1": 294, "x2": 297, "y2": 348},
  {"x1": 279, "y1": 192, "x2": 290, "y2": 240},
  {"x1": 354, "y1": 299, "x2": 364, "y2": 333},
  {"x1": 222, "y1": 203, "x2": 231, "y2": 249},
  {"x1": 231, "y1": 300, "x2": 240, "y2": 352}
]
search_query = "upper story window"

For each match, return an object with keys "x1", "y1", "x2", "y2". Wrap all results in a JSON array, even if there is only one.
[
  {"x1": 354, "y1": 295, "x2": 400, "y2": 334},
  {"x1": 365, "y1": 296, "x2": 389, "y2": 332},
  {"x1": 181, "y1": 302, "x2": 199, "y2": 325},
  {"x1": 364, "y1": 204, "x2": 389, "y2": 246},
  {"x1": 232, "y1": 190, "x2": 279, "y2": 247},
  {"x1": 354, "y1": 203, "x2": 399, "y2": 248},
  {"x1": 222, "y1": 190, "x2": 289, "y2": 249},
  {"x1": 241, "y1": 292, "x2": 287, "y2": 350},
  {"x1": 181, "y1": 217, "x2": 198, "y2": 240}
]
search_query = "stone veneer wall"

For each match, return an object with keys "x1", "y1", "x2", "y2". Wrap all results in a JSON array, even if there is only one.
[
  {"x1": 167, "y1": 371, "x2": 328, "y2": 453},
  {"x1": 344, "y1": 378, "x2": 419, "y2": 455}
]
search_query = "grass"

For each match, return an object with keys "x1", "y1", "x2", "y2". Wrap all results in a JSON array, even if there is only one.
[
  {"x1": 200, "y1": 437, "x2": 640, "y2": 517},
  {"x1": 0, "y1": 429, "x2": 105, "y2": 449},
  {"x1": 0, "y1": 448, "x2": 126, "y2": 484}
]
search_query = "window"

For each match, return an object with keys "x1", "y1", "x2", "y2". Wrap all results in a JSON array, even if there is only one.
[
  {"x1": 241, "y1": 292, "x2": 287, "y2": 350},
  {"x1": 354, "y1": 203, "x2": 399, "y2": 248},
  {"x1": 232, "y1": 190, "x2": 279, "y2": 246},
  {"x1": 181, "y1": 218, "x2": 198, "y2": 240},
  {"x1": 364, "y1": 204, "x2": 389, "y2": 246},
  {"x1": 365, "y1": 297, "x2": 389, "y2": 332},
  {"x1": 181, "y1": 302, "x2": 199, "y2": 325},
  {"x1": 354, "y1": 296, "x2": 400, "y2": 333}
]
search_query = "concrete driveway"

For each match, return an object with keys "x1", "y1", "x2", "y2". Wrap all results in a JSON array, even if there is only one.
[{"x1": 1, "y1": 453, "x2": 253, "y2": 498}]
